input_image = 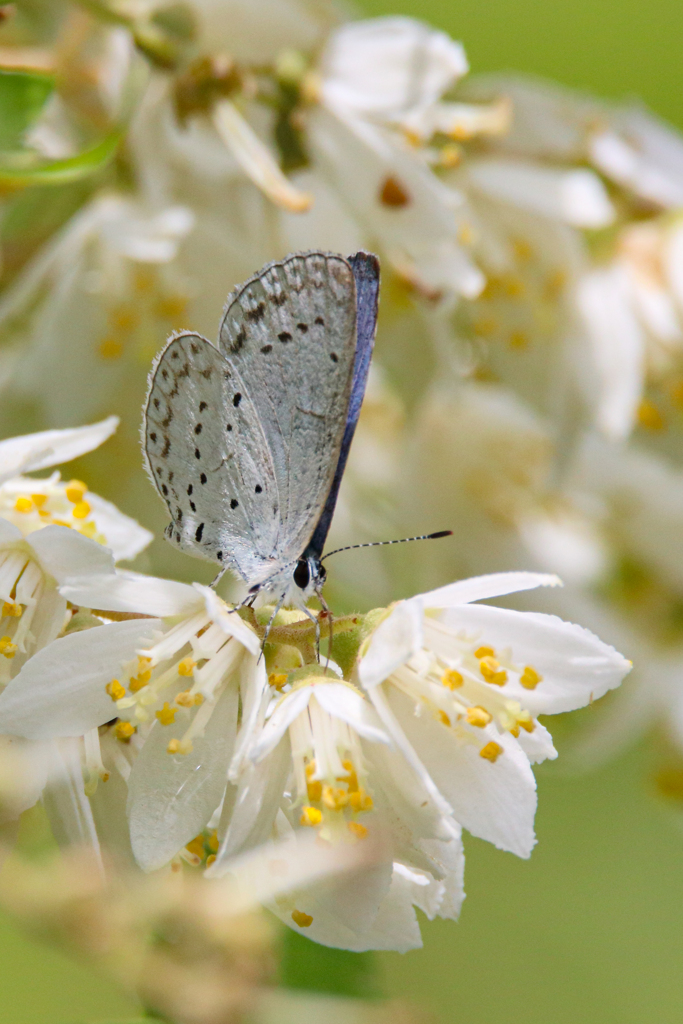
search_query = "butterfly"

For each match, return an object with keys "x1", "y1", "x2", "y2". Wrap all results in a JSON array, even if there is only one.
[{"x1": 143, "y1": 250, "x2": 380, "y2": 623}]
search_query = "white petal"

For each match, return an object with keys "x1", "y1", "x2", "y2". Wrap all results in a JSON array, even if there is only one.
[
  {"x1": 41, "y1": 738, "x2": 103, "y2": 868},
  {"x1": 434, "y1": 604, "x2": 631, "y2": 715},
  {"x1": 0, "y1": 619, "x2": 161, "y2": 738},
  {"x1": 312, "y1": 684, "x2": 390, "y2": 744},
  {"x1": 320, "y1": 17, "x2": 468, "y2": 119},
  {"x1": 197, "y1": 584, "x2": 261, "y2": 654},
  {"x1": 27, "y1": 525, "x2": 114, "y2": 584},
  {"x1": 468, "y1": 159, "x2": 615, "y2": 228},
  {"x1": 516, "y1": 719, "x2": 557, "y2": 764},
  {"x1": 0, "y1": 518, "x2": 22, "y2": 546},
  {"x1": 86, "y1": 492, "x2": 153, "y2": 563},
  {"x1": 0, "y1": 417, "x2": 119, "y2": 486},
  {"x1": 229, "y1": 654, "x2": 269, "y2": 779},
  {"x1": 419, "y1": 571, "x2": 562, "y2": 609},
  {"x1": 388, "y1": 687, "x2": 537, "y2": 857},
  {"x1": 359, "y1": 600, "x2": 423, "y2": 689},
  {"x1": 128, "y1": 685, "x2": 238, "y2": 872},
  {"x1": 250, "y1": 687, "x2": 314, "y2": 762},
  {"x1": 61, "y1": 569, "x2": 201, "y2": 618}
]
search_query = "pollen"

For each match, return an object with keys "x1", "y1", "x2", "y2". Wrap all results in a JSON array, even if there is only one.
[
  {"x1": 2, "y1": 602, "x2": 22, "y2": 618},
  {"x1": 30, "y1": 493, "x2": 48, "y2": 508},
  {"x1": 474, "y1": 646, "x2": 495, "y2": 658},
  {"x1": 115, "y1": 721, "x2": 136, "y2": 741},
  {"x1": 322, "y1": 785, "x2": 349, "y2": 811},
  {"x1": 177, "y1": 657, "x2": 196, "y2": 677},
  {"x1": 520, "y1": 665, "x2": 542, "y2": 690},
  {"x1": 300, "y1": 805, "x2": 322, "y2": 827},
  {"x1": 98, "y1": 338, "x2": 124, "y2": 360},
  {"x1": 71, "y1": 501, "x2": 91, "y2": 520},
  {"x1": 65, "y1": 480, "x2": 87, "y2": 503},
  {"x1": 185, "y1": 836, "x2": 205, "y2": 859},
  {"x1": 206, "y1": 854, "x2": 216, "y2": 868},
  {"x1": 517, "y1": 711, "x2": 535, "y2": 733},
  {"x1": 14, "y1": 497, "x2": 32, "y2": 513},
  {"x1": 638, "y1": 399, "x2": 665, "y2": 431},
  {"x1": 340, "y1": 760, "x2": 359, "y2": 791},
  {"x1": 106, "y1": 679, "x2": 126, "y2": 701},
  {"x1": 0, "y1": 636, "x2": 17, "y2": 658},
  {"x1": 348, "y1": 821, "x2": 368, "y2": 839},
  {"x1": 129, "y1": 670, "x2": 151, "y2": 692},
  {"x1": 466, "y1": 706, "x2": 492, "y2": 728},
  {"x1": 509, "y1": 331, "x2": 529, "y2": 349},
  {"x1": 442, "y1": 668, "x2": 463, "y2": 689},
  {"x1": 167, "y1": 738, "x2": 181, "y2": 754},
  {"x1": 291, "y1": 909, "x2": 313, "y2": 928},
  {"x1": 175, "y1": 689, "x2": 195, "y2": 708},
  {"x1": 306, "y1": 777, "x2": 322, "y2": 803},
  {"x1": 155, "y1": 702, "x2": 177, "y2": 725},
  {"x1": 208, "y1": 831, "x2": 219, "y2": 853},
  {"x1": 349, "y1": 788, "x2": 373, "y2": 812},
  {"x1": 269, "y1": 672, "x2": 288, "y2": 690},
  {"x1": 479, "y1": 656, "x2": 508, "y2": 686},
  {"x1": 439, "y1": 710, "x2": 451, "y2": 726},
  {"x1": 479, "y1": 740, "x2": 504, "y2": 763}
]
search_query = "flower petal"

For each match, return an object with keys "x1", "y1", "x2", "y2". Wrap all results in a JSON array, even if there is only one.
[
  {"x1": 128, "y1": 684, "x2": 239, "y2": 872},
  {"x1": 61, "y1": 569, "x2": 201, "y2": 618},
  {"x1": 419, "y1": 571, "x2": 562, "y2": 609},
  {"x1": 41, "y1": 738, "x2": 103, "y2": 868},
  {"x1": 0, "y1": 417, "x2": 119, "y2": 486},
  {"x1": 250, "y1": 688, "x2": 313, "y2": 763},
  {"x1": 359, "y1": 600, "x2": 423, "y2": 689},
  {"x1": 86, "y1": 492, "x2": 153, "y2": 563},
  {"x1": 0, "y1": 619, "x2": 161, "y2": 738},
  {"x1": 27, "y1": 524, "x2": 114, "y2": 583},
  {"x1": 197, "y1": 584, "x2": 261, "y2": 654},
  {"x1": 312, "y1": 684, "x2": 390, "y2": 744}
]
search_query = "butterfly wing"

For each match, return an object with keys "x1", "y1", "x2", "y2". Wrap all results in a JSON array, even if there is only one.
[
  {"x1": 217, "y1": 251, "x2": 357, "y2": 566},
  {"x1": 143, "y1": 332, "x2": 285, "y2": 584},
  {"x1": 304, "y1": 251, "x2": 380, "y2": 560}
]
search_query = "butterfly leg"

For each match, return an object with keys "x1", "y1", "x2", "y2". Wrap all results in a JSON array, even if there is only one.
[
  {"x1": 316, "y1": 590, "x2": 333, "y2": 673},
  {"x1": 209, "y1": 566, "x2": 230, "y2": 589},
  {"x1": 260, "y1": 592, "x2": 288, "y2": 660}
]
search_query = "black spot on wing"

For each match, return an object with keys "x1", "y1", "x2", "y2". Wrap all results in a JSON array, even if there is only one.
[{"x1": 195, "y1": 523, "x2": 204, "y2": 542}]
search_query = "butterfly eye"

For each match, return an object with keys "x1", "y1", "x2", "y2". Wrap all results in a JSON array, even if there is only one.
[{"x1": 293, "y1": 559, "x2": 310, "y2": 589}]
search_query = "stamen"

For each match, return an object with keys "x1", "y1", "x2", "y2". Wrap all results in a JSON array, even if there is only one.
[
  {"x1": 466, "y1": 706, "x2": 492, "y2": 727},
  {"x1": 300, "y1": 805, "x2": 322, "y2": 826},
  {"x1": 155, "y1": 702, "x2": 177, "y2": 725},
  {"x1": 0, "y1": 636, "x2": 17, "y2": 658},
  {"x1": 106, "y1": 679, "x2": 126, "y2": 701},
  {"x1": 479, "y1": 656, "x2": 508, "y2": 686},
  {"x1": 442, "y1": 668, "x2": 463, "y2": 689},
  {"x1": 115, "y1": 721, "x2": 136, "y2": 742},
  {"x1": 348, "y1": 821, "x2": 368, "y2": 839},
  {"x1": 65, "y1": 481, "x2": 87, "y2": 503},
  {"x1": 479, "y1": 741, "x2": 503, "y2": 762},
  {"x1": 291, "y1": 909, "x2": 313, "y2": 928},
  {"x1": 14, "y1": 497, "x2": 32, "y2": 513},
  {"x1": 520, "y1": 665, "x2": 542, "y2": 690}
]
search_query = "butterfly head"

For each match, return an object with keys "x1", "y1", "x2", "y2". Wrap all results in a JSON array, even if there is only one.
[{"x1": 293, "y1": 556, "x2": 326, "y2": 599}]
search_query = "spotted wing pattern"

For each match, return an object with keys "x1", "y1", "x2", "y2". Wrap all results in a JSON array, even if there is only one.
[
  {"x1": 217, "y1": 252, "x2": 357, "y2": 566},
  {"x1": 143, "y1": 332, "x2": 284, "y2": 584}
]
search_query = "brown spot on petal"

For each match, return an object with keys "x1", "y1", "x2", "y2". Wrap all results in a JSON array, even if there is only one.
[{"x1": 379, "y1": 175, "x2": 411, "y2": 208}]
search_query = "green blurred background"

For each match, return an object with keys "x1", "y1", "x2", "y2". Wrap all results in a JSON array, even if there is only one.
[{"x1": 3, "y1": 0, "x2": 683, "y2": 1020}]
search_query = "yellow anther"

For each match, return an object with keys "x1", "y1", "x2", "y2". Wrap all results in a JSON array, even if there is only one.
[
  {"x1": 175, "y1": 689, "x2": 194, "y2": 708},
  {"x1": 439, "y1": 710, "x2": 451, "y2": 726},
  {"x1": 473, "y1": 316, "x2": 500, "y2": 337},
  {"x1": 513, "y1": 238, "x2": 533, "y2": 262},
  {"x1": 475, "y1": 646, "x2": 495, "y2": 659},
  {"x1": 442, "y1": 668, "x2": 463, "y2": 689},
  {"x1": 305, "y1": 760, "x2": 317, "y2": 776},
  {"x1": 185, "y1": 836, "x2": 205, "y2": 859},
  {"x1": 0, "y1": 636, "x2": 17, "y2": 658},
  {"x1": 52, "y1": 519, "x2": 72, "y2": 528},
  {"x1": 177, "y1": 657, "x2": 195, "y2": 677},
  {"x1": 322, "y1": 785, "x2": 349, "y2": 811},
  {"x1": 208, "y1": 831, "x2": 219, "y2": 853},
  {"x1": 109, "y1": 306, "x2": 138, "y2": 331},
  {"x1": 129, "y1": 670, "x2": 152, "y2": 692},
  {"x1": 466, "y1": 706, "x2": 493, "y2": 728},
  {"x1": 517, "y1": 711, "x2": 535, "y2": 733},
  {"x1": 98, "y1": 338, "x2": 124, "y2": 360},
  {"x1": 300, "y1": 806, "x2": 322, "y2": 827},
  {"x1": 65, "y1": 480, "x2": 87, "y2": 503},
  {"x1": 502, "y1": 274, "x2": 525, "y2": 298},
  {"x1": 340, "y1": 759, "x2": 358, "y2": 792},
  {"x1": 509, "y1": 724, "x2": 520, "y2": 737},
  {"x1": 71, "y1": 501, "x2": 91, "y2": 520},
  {"x1": 115, "y1": 721, "x2": 136, "y2": 742},
  {"x1": 179, "y1": 739, "x2": 193, "y2": 754},
  {"x1": 479, "y1": 741, "x2": 504, "y2": 763},
  {"x1": 206, "y1": 854, "x2": 216, "y2": 868},
  {"x1": 458, "y1": 222, "x2": 475, "y2": 246},
  {"x1": 520, "y1": 666, "x2": 542, "y2": 690},
  {"x1": 38, "y1": 509, "x2": 51, "y2": 519},
  {"x1": 14, "y1": 496, "x2": 32, "y2": 513},
  {"x1": 78, "y1": 521, "x2": 98, "y2": 539},
  {"x1": 167, "y1": 738, "x2": 181, "y2": 754},
  {"x1": 193, "y1": 693, "x2": 204, "y2": 706},
  {"x1": 132, "y1": 268, "x2": 155, "y2": 293},
  {"x1": 306, "y1": 778, "x2": 322, "y2": 802},
  {"x1": 638, "y1": 399, "x2": 665, "y2": 431},
  {"x1": 348, "y1": 821, "x2": 368, "y2": 839},
  {"x1": 30, "y1": 493, "x2": 48, "y2": 508},
  {"x1": 349, "y1": 789, "x2": 373, "y2": 813},
  {"x1": 509, "y1": 331, "x2": 529, "y2": 349},
  {"x1": 291, "y1": 909, "x2": 313, "y2": 928},
  {"x1": 480, "y1": 656, "x2": 508, "y2": 686},
  {"x1": 545, "y1": 269, "x2": 567, "y2": 296},
  {"x1": 155, "y1": 702, "x2": 177, "y2": 726},
  {"x1": 106, "y1": 679, "x2": 126, "y2": 701},
  {"x1": 268, "y1": 672, "x2": 288, "y2": 690},
  {"x1": 2, "y1": 602, "x2": 22, "y2": 618},
  {"x1": 379, "y1": 174, "x2": 411, "y2": 208},
  {"x1": 439, "y1": 142, "x2": 462, "y2": 167},
  {"x1": 155, "y1": 295, "x2": 188, "y2": 320}
]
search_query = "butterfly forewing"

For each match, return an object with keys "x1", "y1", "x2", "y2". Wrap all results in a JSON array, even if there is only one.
[
  {"x1": 217, "y1": 252, "x2": 357, "y2": 565},
  {"x1": 144, "y1": 332, "x2": 283, "y2": 583}
]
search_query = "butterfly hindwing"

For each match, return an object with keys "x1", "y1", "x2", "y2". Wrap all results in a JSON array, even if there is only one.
[
  {"x1": 217, "y1": 251, "x2": 357, "y2": 564},
  {"x1": 143, "y1": 332, "x2": 283, "y2": 583}
]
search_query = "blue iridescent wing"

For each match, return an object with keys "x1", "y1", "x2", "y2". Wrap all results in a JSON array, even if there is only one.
[{"x1": 304, "y1": 251, "x2": 380, "y2": 560}]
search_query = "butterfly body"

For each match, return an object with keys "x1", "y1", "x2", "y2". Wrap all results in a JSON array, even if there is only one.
[{"x1": 143, "y1": 250, "x2": 379, "y2": 609}]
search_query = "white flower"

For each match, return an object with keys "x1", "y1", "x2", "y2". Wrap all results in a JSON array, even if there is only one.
[
  {"x1": 0, "y1": 418, "x2": 151, "y2": 682},
  {"x1": 0, "y1": 566, "x2": 263, "y2": 870},
  {"x1": 357, "y1": 572, "x2": 630, "y2": 860}
]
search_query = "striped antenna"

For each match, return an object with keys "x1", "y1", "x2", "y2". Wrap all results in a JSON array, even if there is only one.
[{"x1": 321, "y1": 530, "x2": 452, "y2": 563}]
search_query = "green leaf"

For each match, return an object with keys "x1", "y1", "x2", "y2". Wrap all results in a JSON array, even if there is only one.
[
  {"x1": 0, "y1": 129, "x2": 121, "y2": 185},
  {"x1": 279, "y1": 929, "x2": 382, "y2": 999},
  {"x1": 0, "y1": 68, "x2": 54, "y2": 150}
]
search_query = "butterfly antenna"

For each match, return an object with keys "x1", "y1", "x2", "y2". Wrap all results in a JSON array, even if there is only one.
[{"x1": 321, "y1": 530, "x2": 452, "y2": 562}]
